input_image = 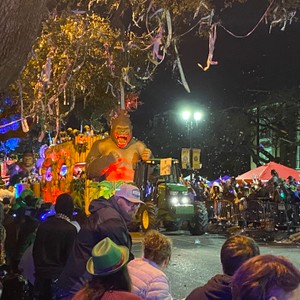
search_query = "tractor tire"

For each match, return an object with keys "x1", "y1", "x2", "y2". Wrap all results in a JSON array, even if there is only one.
[
  {"x1": 140, "y1": 202, "x2": 159, "y2": 232},
  {"x1": 188, "y1": 201, "x2": 208, "y2": 235}
]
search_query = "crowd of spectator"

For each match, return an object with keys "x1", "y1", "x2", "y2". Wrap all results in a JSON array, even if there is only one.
[{"x1": 0, "y1": 181, "x2": 299, "y2": 300}]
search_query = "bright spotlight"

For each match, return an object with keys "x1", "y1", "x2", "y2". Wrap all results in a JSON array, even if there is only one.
[
  {"x1": 194, "y1": 112, "x2": 203, "y2": 121},
  {"x1": 182, "y1": 111, "x2": 191, "y2": 120}
]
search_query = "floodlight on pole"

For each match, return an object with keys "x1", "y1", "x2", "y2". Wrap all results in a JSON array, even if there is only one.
[
  {"x1": 181, "y1": 109, "x2": 203, "y2": 149},
  {"x1": 182, "y1": 111, "x2": 191, "y2": 121}
]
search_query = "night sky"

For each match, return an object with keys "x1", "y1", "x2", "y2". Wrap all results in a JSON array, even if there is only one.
[{"x1": 132, "y1": 0, "x2": 300, "y2": 126}]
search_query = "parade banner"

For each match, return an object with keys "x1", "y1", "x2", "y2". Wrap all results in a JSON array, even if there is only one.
[
  {"x1": 181, "y1": 148, "x2": 190, "y2": 169},
  {"x1": 192, "y1": 148, "x2": 201, "y2": 170},
  {"x1": 160, "y1": 158, "x2": 172, "y2": 175}
]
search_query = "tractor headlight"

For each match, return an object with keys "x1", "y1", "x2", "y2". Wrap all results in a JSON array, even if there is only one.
[
  {"x1": 181, "y1": 196, "x2": 190, "y2": 204},
  {"x1": 170, "y1": 197, "x2": 179, "y2": 205}
]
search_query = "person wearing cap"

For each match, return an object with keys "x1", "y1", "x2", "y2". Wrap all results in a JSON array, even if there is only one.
[
  {"x1": 128, "y1": 230, "x2": 173, "y2": 300},
  {"x1": 73, "y1": 237, "x2": 142, "y2": 300},
  {"x1": 33, "y1": 193, "x2": 77, "y2": 300},
  {"x1": 56, "y1": 183, "x2": 144, "y2": 299}
]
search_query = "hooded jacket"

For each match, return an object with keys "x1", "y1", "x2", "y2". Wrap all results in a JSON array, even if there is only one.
[
  {"x1": 186, "y1": 274, "x2": 232, "y2": 300},
  {"x1": 57, "y1": 196, "x2": 133, "y2": 295}
]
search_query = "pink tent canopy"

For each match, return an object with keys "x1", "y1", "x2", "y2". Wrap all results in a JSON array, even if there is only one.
[{"x1": 236, "y1": 162, "x2": 300, "y2": 183}]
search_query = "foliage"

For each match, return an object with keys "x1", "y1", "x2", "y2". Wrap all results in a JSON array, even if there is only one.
[
  {"x1": 5, "y1": 0, "x2": 300, "y2": 140},
  {"x1": 88, "y1": 180, "x2": 124, "y2": 200},
  {"x1": 71, "y1": 177, "x2": 86, "y2": 209}
]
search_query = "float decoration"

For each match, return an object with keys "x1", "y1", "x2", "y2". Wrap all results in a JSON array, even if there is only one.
[{"x1": 88, "y1": 180, "x2": 124, "y2": 200}]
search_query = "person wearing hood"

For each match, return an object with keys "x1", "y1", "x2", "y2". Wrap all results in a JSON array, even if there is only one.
[
  {"x1": 185, "y1": 235, "x2": 260, "y2": 300},
  {"x1": 56, "y1": 183, "x2": 144, "y2": 299},
  {"x1": 33, "y1": 193, "x2": 77, "y2": 300}
]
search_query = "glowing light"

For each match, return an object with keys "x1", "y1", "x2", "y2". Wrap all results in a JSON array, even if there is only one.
[
  {"x1": 182, "y1": 111, "x2": 191, "y2": 120},
  {"x1": 170, "y1": 197, "x2": 179, "y2": 205},
  {"x1": 60, "y1": 164, "x2": 68, "y2": 176},
  {"x1": 194, "y1": 112, "x2": 203, "y2": 121},
  {"x1": 181, "y1": 196, "x2": 190, "y2": 204}
]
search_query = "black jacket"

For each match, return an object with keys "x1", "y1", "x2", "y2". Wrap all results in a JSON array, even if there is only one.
[
  {"x1": 186, "y1": 274, "x2": 232, "y2": 300},
  {"x1": 33, "y1": 216, "x2": 77, "y2": 279},
  {"x1": 57, "y1": 196, "x2": 133, "y2": 295}
]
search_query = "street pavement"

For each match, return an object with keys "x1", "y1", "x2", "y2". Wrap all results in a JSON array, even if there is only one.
[{"x1": 131, "y1": 231, "x2": 300, "y2": 300}]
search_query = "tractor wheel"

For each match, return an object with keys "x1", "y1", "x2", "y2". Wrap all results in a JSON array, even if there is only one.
[
  {"x1": 188, "y1": 201, "x2": 208, "y2": 235},
  {"x1": 140, "y1": 202, "x2": 159, "y2": 232}
]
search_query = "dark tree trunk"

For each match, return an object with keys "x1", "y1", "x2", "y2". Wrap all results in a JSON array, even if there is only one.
[{"x1": 0, "y1": 0, "x2": 48, "y2": 90}]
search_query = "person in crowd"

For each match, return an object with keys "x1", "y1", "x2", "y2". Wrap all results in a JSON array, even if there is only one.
[
  {"x1": 128, "y1": 230, "x2": 173, "y2": 300},
  {"x1": 12, "y1": 204, "x2": 39, "y2": 272},
  {"x1": 33, "y1": 193, "x2": 77, "y2": 300},
  {"x1": 72, "y1": 237, "x2": 142, "y2": 300},
  {"x1": 185, "y1": 235, "x2": 260, "y2": 300},
  {"x1": 210, "y1": 182, "x2": 223, "y2": 219},
  {"x1": 231, "y1": 254, "x2": 300, "y2": 300},
  {"x1": 56, "y1": 183, "x2": 144, "y2": 298}
]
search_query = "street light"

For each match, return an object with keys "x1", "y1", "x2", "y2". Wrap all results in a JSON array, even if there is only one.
[
  {"x1": 182, "y1": 110, "x2": 203, "y2": 148},
  {"x1": 181, "y1": 109, "x2": 203, "y2": 175}
]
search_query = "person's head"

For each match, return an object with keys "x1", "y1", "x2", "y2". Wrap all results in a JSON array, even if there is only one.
[
  {"x1": 143, "y1": 230, "x2": 172, "y2": 270},
  {"x1": 114, "y1": 183, "x2": 144, "y2": 222},
  {"x1": 24, "y1": 194, "x2": 38, "y2": 208},
  {"x1": 220, "y1": 235, "x2": 260, "y2": 276},
  {"x1": 73, "y1": 238, "x2": 131, "y2": 300},
  {"x1": 55, "y1": 193, "x2": 74, "y2": 219},
  {"x1": 22, "y1": 151, "x2": 35, "y2": 168},
  {"x1": 2, "y1": 197, "x2": 11, "y2": 213},
  {"x1": 271, "y1": 169, "x2": 278, "y2": 177},
  {"x1": 232, "y1": 254, "x2": 300, "y2": 300},
  {"x1": 110, "y1": 111, "x2": 133, "y2": 149}
]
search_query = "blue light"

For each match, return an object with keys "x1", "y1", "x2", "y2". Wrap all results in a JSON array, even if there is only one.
[
  {"x1": 10, "y1": 114, "x2": 20, "y2": 131},
  {"x1": 0, "y1": 118, "x2": 9, "y2": 134},
  {"x1": 40, "y1": 209, "x2": 55, "y2": 221},
  {"x1": 5, "y1": 138, "x2": 21, "y2": 152},
  {"x1": 60, "y1": 165, "x2": 68, "y2": 177}
]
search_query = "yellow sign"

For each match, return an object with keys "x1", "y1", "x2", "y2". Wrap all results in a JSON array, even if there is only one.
[
  {"x1": 160, "y1": 158, "x2": 172, "y2": 175},
  {"x1": 181, "y1": 148, "x2": 190, "y2": 169},
  {"x1": 192, "y1": 148, "x2": 201, "y2": 170}
]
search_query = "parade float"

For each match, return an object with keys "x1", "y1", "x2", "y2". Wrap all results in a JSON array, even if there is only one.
[{"x1": 40, "y1": 133, "x2": 103, "y2": 213}]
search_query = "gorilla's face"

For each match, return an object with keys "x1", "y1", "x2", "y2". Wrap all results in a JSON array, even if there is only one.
[{"x1": 111, "y1": 124, "x2": 132, "y2": 149}]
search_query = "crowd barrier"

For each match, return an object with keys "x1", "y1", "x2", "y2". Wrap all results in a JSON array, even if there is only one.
[{"x1": 205, "y1": 198, "x2": 300, "y2": 230}]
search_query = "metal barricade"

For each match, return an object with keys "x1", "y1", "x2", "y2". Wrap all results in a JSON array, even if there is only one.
[{"x1": 206, "y1": 197, "x2": 300, "y2": 231}]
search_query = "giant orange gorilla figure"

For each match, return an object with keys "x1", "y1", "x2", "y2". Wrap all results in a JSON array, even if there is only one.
[{"x1": 85, "y1": 111, "x2": 152, "y2": 182}]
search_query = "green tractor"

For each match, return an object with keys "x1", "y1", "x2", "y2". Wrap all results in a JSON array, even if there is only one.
[{"x1": 133, "y1": 158, "x2": 208, "y2": 235}]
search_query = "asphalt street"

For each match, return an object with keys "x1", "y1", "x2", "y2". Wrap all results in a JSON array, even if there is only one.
[{"x1": 131, "y1": 231, "x2": 300, "y2": 300}]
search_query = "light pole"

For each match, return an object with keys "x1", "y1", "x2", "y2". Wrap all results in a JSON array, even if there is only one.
[
  {"x1": 182, "y1": 110, "x2": 203, "y2": 148},
  {"x1": 181, "y1": 109, "x2": 203, "y2": 176}
]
